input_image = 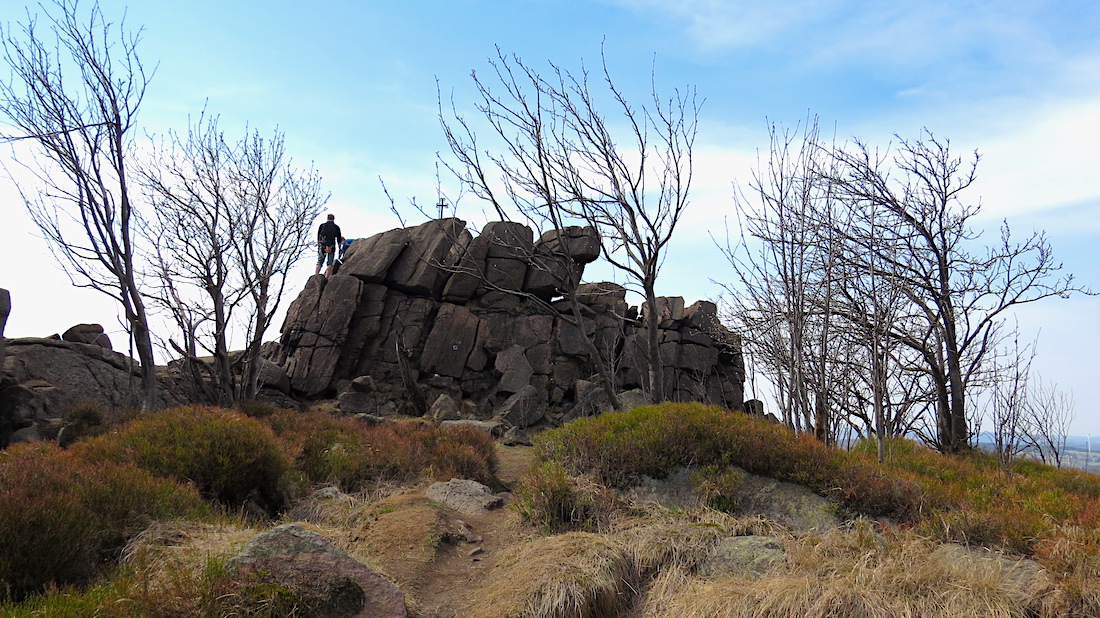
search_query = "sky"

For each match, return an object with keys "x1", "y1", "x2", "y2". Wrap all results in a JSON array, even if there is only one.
[{"x1": 2, "y1": 1, "x2": 1099, "y2": 432}]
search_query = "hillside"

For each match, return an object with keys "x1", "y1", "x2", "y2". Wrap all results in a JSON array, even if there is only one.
[{"x1": 3, "y1": 402, "x2": 1100, "y2": 617}]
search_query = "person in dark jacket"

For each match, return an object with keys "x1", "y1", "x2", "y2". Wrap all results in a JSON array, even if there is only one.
[{"x1": 314, "y1": 213, "x2": 344, "y2": 277}]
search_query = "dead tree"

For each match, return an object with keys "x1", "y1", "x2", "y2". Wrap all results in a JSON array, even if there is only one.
[
  {"x1": 986, "y1": 326, "x2": 1037, "y2": 473},
  {"x1": 440, "y1": 47, "x2": 698, "y2": 404},
  {"x1": 721, "y1": 118, "x2": 849, "y2": 439},
  {"x1": 141, "y1": 113, "x2": 326, "y2": 404},
  {"x1": 0, "y1": 0, "x2": 158, "y2": 409},
  {"x1": 827, "y1": 130, "x2": 1084, "y2": 453},
  {"x1": 1022, "y1": 377, "x2": 1074, "y2": 468}
]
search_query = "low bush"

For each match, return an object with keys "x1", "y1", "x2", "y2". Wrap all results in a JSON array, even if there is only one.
[
  {"x1": 512, "y1": 461, "x2": 615, "y2": 532},
  {"x1": 0, "y1": 442, "x2": 209, "y2": 601},
  {"x1": 533, "y1": 403, "x2": 1100, "y2": 555},
  {"x1": 235, "y1": 399, "x2": 285, "y2": 419},
  {"x1": 74, "y1": 406, "x2": 291, "y2": 512},
  {"x1": 267, "y1": 410, "x2": 498, "y2": 491},
  {"x1": 535, "y1": 403, "x2": 923, "y2": 521}
]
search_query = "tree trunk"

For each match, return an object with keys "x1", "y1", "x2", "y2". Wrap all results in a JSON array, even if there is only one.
[{"x1": 644, "y1": 282, "x2": 664, "y2": 403}]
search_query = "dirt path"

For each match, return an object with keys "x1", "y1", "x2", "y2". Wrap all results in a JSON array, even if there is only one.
[{"x1": 410, "y1": 444, "x2": 535, "y2": 618}]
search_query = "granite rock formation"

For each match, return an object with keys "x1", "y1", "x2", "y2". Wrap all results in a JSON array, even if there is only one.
[{"x1": 277, "y1": 219, "x2": 744, "y2": 425}]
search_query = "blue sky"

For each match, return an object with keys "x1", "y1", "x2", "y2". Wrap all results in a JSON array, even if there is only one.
[{"x1": 2, "y1": 1, "x2": 1099, "y2": 432}]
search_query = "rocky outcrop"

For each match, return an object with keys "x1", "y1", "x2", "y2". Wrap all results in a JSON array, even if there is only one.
[
  {"x1": 227, "y1": 524, "x2": 408, "y2": 618},
  {"x1": 0, "y1": 337, "x2": 165, "y2": 446},
  {"x1": 277, "y1": 218, "x2": 744, "y2": 424}
]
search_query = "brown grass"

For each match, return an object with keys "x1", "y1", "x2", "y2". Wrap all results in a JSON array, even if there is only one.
[
  {"x1": 640, "y1": 523, "x2": 1055, "y2": 618},
  {"x1": 470, "y1": 532, "x2": 635, "y2": 618},
  {"x1": 118, "y1": 519, "x2": 263, "y2": 616}
]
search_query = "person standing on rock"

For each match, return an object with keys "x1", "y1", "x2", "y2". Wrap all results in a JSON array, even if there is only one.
[{"x1": 314, "y1": 213, "x2": 345, "y2": 278}]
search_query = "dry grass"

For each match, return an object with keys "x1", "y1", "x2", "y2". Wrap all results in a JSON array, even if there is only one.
[
  {"x1": 118, "y1": 519, "x2": 263, "y2": 616},
  {"x1": 614, "y1": 506, "x2": 788, "y2": 576},
  {"x1": 640, "y1": 523, "x2": 1057, "y2": 618},
  {"x1": 470, "y1": 532, "x2": 635, "y2": 618}
]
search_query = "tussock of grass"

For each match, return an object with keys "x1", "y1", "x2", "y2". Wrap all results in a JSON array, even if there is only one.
[
  {"x1": 116, "y1": 519, "x2": 262, "y2": 616},
  {"x1": 616, "y1": 509, "x2": 788, "y2": 576},
  {"x1": 471, "y1": 532, "x2": 635, "y2": 618},
  {"x1": 511, "y1": 461, "x2": 617, "y2": 532},
  {"x1": 642, "y1": 525, "x2": 1050, "y2": 618}
]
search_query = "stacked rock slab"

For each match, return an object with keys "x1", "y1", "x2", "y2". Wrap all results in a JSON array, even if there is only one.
[{"x1": 278, "y1": 219, "x2": 744, "y2": 424}]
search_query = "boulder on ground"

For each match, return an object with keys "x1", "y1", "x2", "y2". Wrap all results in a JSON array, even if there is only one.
[
  {"x1": 494, "y1": 385, "x2": 547, "y2": 428},
  {"x1": 698, "y1": 535, "x2": 786, "y2": 578},
  {"x1": 428, "y1": 393, "x2": 461, "y2": 421},
  {"x1": 227, "y1": 523, "x2": 407, "y2": 618},
  {"x1": 425, "y1": 478, "x2": 504, "y2": 514}
]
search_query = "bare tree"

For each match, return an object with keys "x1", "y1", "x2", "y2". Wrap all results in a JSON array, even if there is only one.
[
  {"x1": 141, "y1": 113, "x2": 326, "y2": 404},
  {"x1": 1022, "y1": 377, "x2": 1074, "y2": 468},
  {"x1": 723, "y1": 125, "x2": 1084, "y2": 454},
  {"x1": 721, "y1": 118, "x2": 855, "y2": 441},
  {"x1": 0, "y1": 0, "x2": 158, "y2": 408},
  {"x1": 440, "y1": 48, "x2": 698, "y2": 404},
  {"x1": 985, "y1": 326, "x2": 1036, "y2": 473},
  {"x1": 826, "y1": 130, "x2": 1083, "y2": 453}
]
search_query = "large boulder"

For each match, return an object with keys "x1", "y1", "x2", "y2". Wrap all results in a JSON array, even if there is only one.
[
  {"x1": 337, "y1": 227, "x2": 410, "y2": 283},
  {"x1": 386, "y1": 218, "x2": 468, "y2": 297},
  {"x1": 536, "y1": 226, "x2": 600, "y2": 264},
  {"x1": 282, "y1": 274, "x2": 364, "y2": 397},
  {"x1": 420, "y1": 304, "x2": 482, "y2": 378},
  {"x1": 3, "y1": 338, "x2": 150, "y2": 410},
  {"x1": 0, "y1": 337, "x2": 172, "y2": 446},
  {"x1": 425, "y1": 479, "x2": 505, "y2": 514},
  {"x1": 227, "y1": 524, "x2": 407, "y2": 618},
  {"x1": 494, "y1": 345, "x2": 533, "y2": 395},
  {"x1": 494, "y1": 384, "x2": 547, "y2": 428},
  {"x1": 523, "y1": 227, "x2": 599, "y2": 299},
  {"x1": 61, "y1": 323, "x2": 112, "y2": 350}
]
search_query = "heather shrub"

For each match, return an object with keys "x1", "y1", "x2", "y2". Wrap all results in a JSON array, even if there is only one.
[
  {"x1": 535, "y1": 402, "x2": 734, "y2": 487},
  {"x1": 236, "y1": 399, "x2": 285, "y2": 419},
  {"x1": 267, "y1": 410, "x2": 497, "y2": 491},
  {"x1": 0, "y1": 442, "x2": 209, "y2": 601},
  {"x1": 56, "y1": 400, "x2": 107, "y2": 446},
  {"x1": 74, "y1": 406, "x2": 291, "y2": 512}
]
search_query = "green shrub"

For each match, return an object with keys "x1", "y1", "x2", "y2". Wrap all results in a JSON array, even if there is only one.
[
  {"x1": 535, "y1": 402, "x2": 735, "y2": 487},
  {"x1": 74, "y1": 406, "x2": 291, "y2": 512},
  {"x1": 512, "y1": 461, "x2": 613, "y2": 532},
  {"x1": 537, "y1": 404, "x2": 1022, "y2": 533},
  {"x1": 0, "y1": 443, "x2": 209, "y2": 601},
  {"x1": 56, "y1": 400, "x2": 108, "y2": 447},
  {"x1": 267, "y1": 410, "x2": 498, "y2": 491},
  {"x1": 690, "y1": 465, "x2": 746, "y2": 513}
]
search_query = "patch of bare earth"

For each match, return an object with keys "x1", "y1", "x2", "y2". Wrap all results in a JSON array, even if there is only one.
[{"x1": 409, "y1": 444, "x2": 535, "y2": 617}]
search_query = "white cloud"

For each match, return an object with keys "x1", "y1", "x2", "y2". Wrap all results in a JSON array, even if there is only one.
[{"x1": 961, "y1": 94, "x2": 1100, "y2": 222}]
